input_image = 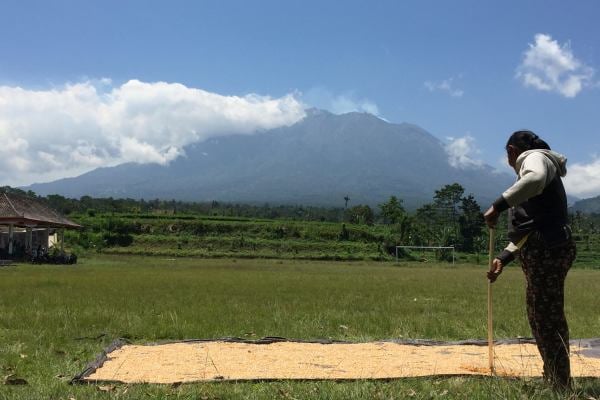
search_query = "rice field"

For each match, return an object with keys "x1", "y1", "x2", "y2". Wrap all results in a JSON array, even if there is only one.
[{"x1": 1, "y1": 255, "x2": 599, "y2": 399}]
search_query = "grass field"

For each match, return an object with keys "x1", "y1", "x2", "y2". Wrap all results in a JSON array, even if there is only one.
[{"x1": 1, "y1": 256, "x2": 599, "y2": 399}]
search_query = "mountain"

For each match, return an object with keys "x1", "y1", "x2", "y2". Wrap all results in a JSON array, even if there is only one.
[
  {"x1": 570, "y1": 195, "x2": 600, "y2": 214},
  {"x1": 26, "y1": 109, "x2": 514, "y2": 209}
]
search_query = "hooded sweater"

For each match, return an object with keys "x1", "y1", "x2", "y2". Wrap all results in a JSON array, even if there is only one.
[{"x1": 492, "y1": 149, "x2": 570, "y2": 265}]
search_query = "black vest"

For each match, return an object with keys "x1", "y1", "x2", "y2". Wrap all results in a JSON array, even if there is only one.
[{"x1": 508, "y1": 175, "x2": 570, "y2": 247}]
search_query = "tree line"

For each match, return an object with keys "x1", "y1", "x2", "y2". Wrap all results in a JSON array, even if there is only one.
[{"x1": 3, "y1": 184, "x2": 598, "y2": 255}]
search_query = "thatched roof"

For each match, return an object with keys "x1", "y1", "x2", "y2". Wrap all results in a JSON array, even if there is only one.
[{"x1": 0, "y1": 192, "x2": 81, "y2": 229}]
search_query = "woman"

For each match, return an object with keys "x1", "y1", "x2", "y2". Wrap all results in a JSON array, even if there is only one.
[{"x1": 484, "y1": 130, "x2": 576, "y2": 390}]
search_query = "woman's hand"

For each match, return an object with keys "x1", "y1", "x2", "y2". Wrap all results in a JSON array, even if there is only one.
[
  {"x1": 487, "y1": 258, "x2": 503, "y2": 283},
  {"x1": 484, "y1": 206, "x2": 499, "y2": 228}
]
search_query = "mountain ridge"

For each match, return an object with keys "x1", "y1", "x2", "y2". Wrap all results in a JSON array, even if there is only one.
[
  {"x1": 571, "y1": 195, "x2": 600, "y2": 214},
  {"x1": 25, "y1": 110, "x2": 514, "y2": 209}
]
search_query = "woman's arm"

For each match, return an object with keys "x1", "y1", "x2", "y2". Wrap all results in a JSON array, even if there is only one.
[{"x1": 493, "y1": 151, "x2": 557, "y2": 212}]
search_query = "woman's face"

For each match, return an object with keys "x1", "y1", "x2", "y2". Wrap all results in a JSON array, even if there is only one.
[{"x1": 506, "y1": 145, "x2": 521, "y2": 169}]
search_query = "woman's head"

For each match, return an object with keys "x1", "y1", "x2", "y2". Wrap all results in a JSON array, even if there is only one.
[
  {"x1": 506, "y1": 130, "x2": 550, "y2": 152},
  {"x1": 505, "y1": 130, "x2": 550, "y2": 168}
]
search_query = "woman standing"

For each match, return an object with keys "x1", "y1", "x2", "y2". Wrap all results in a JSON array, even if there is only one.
[{"x1": 484, "y1": 130, "x2": 576, "y2": 390}]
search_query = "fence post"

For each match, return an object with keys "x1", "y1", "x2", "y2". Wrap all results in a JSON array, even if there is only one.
[{"x1": 8, "y1": 224, "x2": 14, "y2": 255}]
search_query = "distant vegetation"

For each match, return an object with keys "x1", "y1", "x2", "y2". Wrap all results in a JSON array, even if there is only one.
[{"x1": 2, "y1": 184, "x2": 599, "y2": 265}]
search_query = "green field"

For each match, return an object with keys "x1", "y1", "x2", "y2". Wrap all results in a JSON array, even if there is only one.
[
  {"x1": 67, "y1": 213, "x2": 395, "y2": 261},
  {"x1": 1, "y1": 256, "x2": 599, "y2": 399},
  {"x1": 63, "y1": 212, "x2": 600, "y2": 270}
]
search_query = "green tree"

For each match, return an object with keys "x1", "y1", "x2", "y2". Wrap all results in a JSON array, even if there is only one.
[
  {"x1": 413, "y1": 203, "x2": 438, "y2": 245},
  {"x1": 414, "y1": 184, "x2": 484, "y2": 252},
  {"x1": 345, "y1": 205, "x2": 374, "y2": 225},
  {"x1": 46, "y1": 194, "x2": 77, "y2": 215},
  {"x1": 390, "y1": 213, "x2": 413, "y2": 244},
  {"x1": 458, "y1": 194, "x2": 484, "y2": 252},
  {"x1": 379, "y1": 196, "x2": 405, "y2": 225},
  {"x1": 433, "y1": 183, "x2": 465, "y2": 238}
]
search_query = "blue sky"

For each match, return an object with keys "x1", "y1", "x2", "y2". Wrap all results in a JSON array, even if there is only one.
[{"x1": 1, "y1": 0, "x2": 600, "y2": 198}]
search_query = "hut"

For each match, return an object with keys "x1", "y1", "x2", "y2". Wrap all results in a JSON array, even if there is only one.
[{"x1": 0, "y1": 192, "x2": 81, "y2": 262}]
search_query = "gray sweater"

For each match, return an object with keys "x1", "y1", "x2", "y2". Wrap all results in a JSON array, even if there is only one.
[{"x1": 492, "y1": 149, "x2": 570, "y2": 264}]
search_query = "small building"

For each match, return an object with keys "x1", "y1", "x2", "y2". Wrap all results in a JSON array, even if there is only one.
[{"x1": 0, "y1": 192, "x2": 81, "y2": 260}]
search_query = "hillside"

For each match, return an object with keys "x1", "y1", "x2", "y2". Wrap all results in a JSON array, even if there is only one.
[
  {"x1": 571, "y1": 195, "x2": 600, "y2": 214},
  {"x1": 68, "y1": 212, "x2": 394, "y2": 261},
  {"x1": 26, "y1": 109, "x2": 513, "y2": 208}
]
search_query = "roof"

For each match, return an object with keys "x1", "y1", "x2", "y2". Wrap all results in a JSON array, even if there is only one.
[{"x1": 0, "y1": 192, "x2": 82, "y2": 229}]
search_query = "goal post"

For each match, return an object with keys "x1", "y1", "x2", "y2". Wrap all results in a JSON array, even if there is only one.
[{"x1": 395, "y1": 245, "x2": 455, "y2": 264}]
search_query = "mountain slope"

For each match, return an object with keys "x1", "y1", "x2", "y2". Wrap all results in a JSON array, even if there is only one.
[
  {"x1": 571, "y1": 195, "x2": 600, "y2": 214},
  {"x1": 26, "y1": 109, "x2": 513, "y2": 208}
]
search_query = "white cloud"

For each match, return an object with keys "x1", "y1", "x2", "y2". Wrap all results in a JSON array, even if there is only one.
[
  {"x1": 516, "y1": 34, "x2": 595, "y2": 98},
  {"x1": 424, "y1": 77, "x2": 464, "y2": 97},
  {"x1": 564, "y1": 157, "x2": 600, "y2": 199},
  {"x1": 302, "y1": 88, "x2": 380, "y2": 116},
  {"x1": 0, "y1": 79, "x2": 305, "y2": 186},
  {"x1": 494, "y1": 155, "x2": 514, "y2": 175},
  {"x1": 445, "y1": 135, "x2": 483, "y2": 169}
]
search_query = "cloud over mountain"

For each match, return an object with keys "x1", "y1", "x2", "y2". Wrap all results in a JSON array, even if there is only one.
[
  {"x1": 445, "y1": 135, "x2": 482, "y2": 169},
  {"x1": 302, "y1": 88, "x2": 380, "y2": 116},
  {"x1": 0, "y1": 80, "x2": 305, "y2": 186}
]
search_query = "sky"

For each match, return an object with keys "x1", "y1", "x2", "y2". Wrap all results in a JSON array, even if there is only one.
[{"x1": 1, "y1": 0, "x2": 600, "y2": 199}]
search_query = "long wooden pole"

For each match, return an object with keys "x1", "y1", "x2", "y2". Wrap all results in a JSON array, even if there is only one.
[{"x1": 487, "y1": 228, "x2": 496, "y2": 375}]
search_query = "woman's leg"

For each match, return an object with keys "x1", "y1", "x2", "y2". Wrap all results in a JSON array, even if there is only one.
[{"x1": 521, "y1": 238, "x2": 576, "y2": 389}]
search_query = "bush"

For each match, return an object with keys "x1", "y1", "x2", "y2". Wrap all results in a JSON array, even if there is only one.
[{"x1": 103, "y1": 233, "x2": 134, "y2": 247}]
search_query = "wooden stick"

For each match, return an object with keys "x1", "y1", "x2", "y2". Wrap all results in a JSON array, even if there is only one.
[{"x1": 488, "y1": 227, "x2": 496, "y2": 375}]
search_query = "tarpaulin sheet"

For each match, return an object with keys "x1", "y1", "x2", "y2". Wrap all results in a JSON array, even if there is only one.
[{"x1": 72, "y1": 337, "x2": 600, "y2": 384}]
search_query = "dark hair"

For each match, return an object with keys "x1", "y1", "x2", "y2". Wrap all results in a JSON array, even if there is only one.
[{"x1": 506, "y1": 130, "x2": 550, "y2": 152}]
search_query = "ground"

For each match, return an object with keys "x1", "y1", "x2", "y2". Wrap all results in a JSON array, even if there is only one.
[{"x1": 1, "y1": 255, "x2": 599, "y2": 399}]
